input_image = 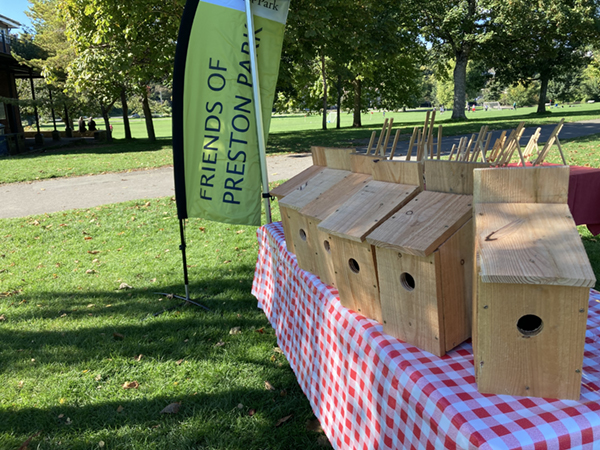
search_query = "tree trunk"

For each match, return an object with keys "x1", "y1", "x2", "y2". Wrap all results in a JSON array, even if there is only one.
[
  {"x1": 451, "y1": 51, "x2": 469, "y2": 121},
  {"x1": 141, "y1": 88, "x2": 156, "y2": 142},
  {"x1": 537, "y1": 75, "x2": 549, "y2": 114},
  {"x1": 321, "y1": 53, "x2": 328, "y2": 131},
  {"x1": 353, "y1": 78, "x2": 362, "y2": 128},
  {"x1": 121, "y1": 88, "x2": 132, "y2": 140},
  {"x1": 100, "y1": 104, "x2": 113, "y2": 143},
  {"x1": 63, "y1": 104, "x2": 72, "y2": 138},
  {"x1": 336, "y1": 75, "x2": 342, "y2": 129}
]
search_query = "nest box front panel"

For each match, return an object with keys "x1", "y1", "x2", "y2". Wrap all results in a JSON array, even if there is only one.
[
  {"x1": 475, "y1": 281, "x2": 589, "y2": 400},
  {"x1": 376, "y1": 247, "x2": 445, "y2": 356},
  {"x1": 330, "y1": 236, "x2": 382, "y2": 322}
]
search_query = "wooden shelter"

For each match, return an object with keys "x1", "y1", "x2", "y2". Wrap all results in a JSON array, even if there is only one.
[
  {"x1": 472, "y1": 166, "x2": 596, "y2": 400},
  {"x1": 317, "y1": 159, "x2": 423, "y2": 322},
  {"x1": 366, "y1": 160, "x2": 487, "y2": 356}
]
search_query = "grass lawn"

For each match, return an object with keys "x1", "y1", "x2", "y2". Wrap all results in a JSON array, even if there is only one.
[
  {"x1": 0, "y1": 197, "x2": 333, "y2": 449},
  {"x1": 2, "y1": 108, "x2": 599, "y2": 448}
]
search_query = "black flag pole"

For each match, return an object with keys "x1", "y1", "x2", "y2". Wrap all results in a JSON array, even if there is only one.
[
  {"x1": 153, "y1": 219, "x2": 211, "y2": 314},
  {"x1": 152, "y1": 0, "x2": 210, "y2": 315}
]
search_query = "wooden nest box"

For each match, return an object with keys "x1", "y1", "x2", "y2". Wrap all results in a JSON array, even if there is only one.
[
  {"x1": 472, "y1": 166, "x2": 596, "y2": 400},
  {"x1": 271, "y1": 147, "x2": 355, "y2": 263},
  {"x1": 366, "y1": 160, "x2": 488, "y2": 356},
  {"x1": 317, "y1": 159, "x2": 424, "y2": 322}
]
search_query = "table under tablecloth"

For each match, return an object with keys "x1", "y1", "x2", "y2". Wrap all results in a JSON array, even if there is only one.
[
  {"x1": 567, "y1": 165, "x2": 600, "y2": 236},
  {"x1": 252, "y1": 221, "x2": 600, "y2": 450}
]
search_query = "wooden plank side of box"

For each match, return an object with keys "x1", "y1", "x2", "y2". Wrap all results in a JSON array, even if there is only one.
[
  {"x1": 317, "y1": 181, "x2": 421, "y2": 242},
  {"x1": 425, "y1": 160, "x2": 489, "y2": 195},
  {"x1": 271, "y1": 165, "x2": 324, "y2": 201},
  {"x1": 366, "y1": 191, "x2": 473, "y2": 257},
  {"x1": 473, "y1": 166, "x2": 569, "y2": 204},
  {"x1": 475, "y1": 202, "x2": 596, "y2": 287},
  {"x1": 350, "y1": 153, "x2": 383, "y2": 174},
  {"x1": 279, "y1": 168, "x2": 350, "y2": 212},
  {"x1": 373, "y1": 160, "x2": 424, "y2": 187},
  {"x1": 311, "y1": 146, "x2": 355, "y2": 170},
  {"x1": 475, "y1": 281, "x2": 589, "y2": 400},
  {"x1": 300, "y1": 173, "x2": 372, "y2": 222}
]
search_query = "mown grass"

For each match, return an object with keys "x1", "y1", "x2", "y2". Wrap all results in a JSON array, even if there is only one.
[{"x1": 0, "y1": 197, "x2": 332, "y2": 449}]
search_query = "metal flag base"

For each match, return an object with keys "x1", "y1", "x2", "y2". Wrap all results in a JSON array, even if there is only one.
[{"x1": 151, "y1": 219, "x2": 211, "y2": 317}]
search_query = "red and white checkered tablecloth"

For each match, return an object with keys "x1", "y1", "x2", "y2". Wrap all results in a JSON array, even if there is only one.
[{"x1": 252, "y1": 221, "x2": 600, "y2": 450}]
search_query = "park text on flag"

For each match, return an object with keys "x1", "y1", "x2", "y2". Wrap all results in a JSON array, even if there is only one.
[{"x1": 173, "y1": 0, "x2": 290, "y2": 226}]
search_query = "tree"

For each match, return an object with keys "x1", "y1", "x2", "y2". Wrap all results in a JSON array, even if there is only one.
[
  {"x1": 409, "y1": 0, "x2": 490, "y2": 120},
  {"x1": 483, "y1": 0, "x2": 600, "y2": 113},
  {"x1": 280, "y1": 0, "x2": 422, "y2": 128},
  {"x1": 62, "y1": 0, "x2": 184, "y2": 141}
]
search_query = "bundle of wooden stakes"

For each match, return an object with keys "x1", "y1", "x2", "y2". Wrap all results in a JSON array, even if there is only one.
[
  {"x1": 447, "y1": 119, "x2": 566, "y2": 166},
  {"x1": 365, "y1": 111, "x2": 444, "y2": 161}
]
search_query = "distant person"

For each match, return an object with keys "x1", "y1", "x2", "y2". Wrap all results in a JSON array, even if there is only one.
[
  {"x1": 513, "y1": 102, "x2": 517, "y2": 110},
  {"x1": 78, "y1": 116, "x2": 86, "y2": 133},
  {"x1": 484, "y1": 104, "x2": 488, "y2": 112},
  {"x1": 88, "y1": 117, "x2": 97, "y2": 131},
  {"x1": 440, "y1": 105, "x2": 445, "y2": 114},
  {"x1": 472, "y1": 104, "x2": 476, "y2": 112}
]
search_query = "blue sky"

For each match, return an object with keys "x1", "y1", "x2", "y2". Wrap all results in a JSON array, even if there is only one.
[{"x1": 2, "y1": 0, "x2": 33, "y2": 31}]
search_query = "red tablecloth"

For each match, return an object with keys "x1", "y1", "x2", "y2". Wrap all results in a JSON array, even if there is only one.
[
  {"x1": 252, "y1": 222, "x2": 600, "y2": 450},
  {"x1": 567, "y1": 166, "x2": 600, "y2": 236},
  {"x1": 506, "y1": 164, "x2": 600, "y2": 236}
]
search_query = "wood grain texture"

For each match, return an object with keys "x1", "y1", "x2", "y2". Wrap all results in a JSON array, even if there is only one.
[
  {"x1": 424, "y1": 160, "x2": 489, "y2": 195},
  {"x1": 474, "y1": 281, "x2": 589, "y2": 400},
  {"x1": 323, "y1": 147, "x2": 355, "y2": 170},
  {"x1": 270, "y1": 165, "x2": 323, "y2": 200},
  {"x1": 311, "y1": 146, "x2": 327, "y2": 166},
  {"x1": 317, "y1": 181, "x2": 421, "y2": 242},
  {"x1": 366, "y1": 191, "x2": 473, "y2": 257},
  {"x1": 300, "y1": 173, "x2": 371, "y2": 221},
  {"x1": 312, "y1": 225, "x2": 338, "y2": 287},
  {"x1": 437, "y1": 220, "x2": 474, "y2": 352},
  {"x1": 372, "y1": 160, "x2": 424, "y2": 187},
  {"x1": 278, "y1": 168, "x2": 349, "y2": 211},
  {"x1": 473, "y1": 166, "x2": 569, "y2": 204},
  {"x1": 284, "y1": 209, "x2": 317, "y2": 274},
  {"x1": 377, "y1": 247, "x2": 444, "y2": 355},
  {"x1": 350, "y1": 154, "x2": 383, "y2": 174},
  {"x1": 474, "y1": 202, "x2": 596, "y2": 287},
  {"x1": 330, "y1": 236, "x2": 382, "y2": 322}
]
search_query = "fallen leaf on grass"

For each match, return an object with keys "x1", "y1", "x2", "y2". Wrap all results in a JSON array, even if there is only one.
[
  {"x1": 122, "y1": 381, "x2": 139, "y2": 389},
  {"x1": 85, "y1": 269, "x2": 96, "y2": 274},
  {"x1": 84, "y1": 237, "x2": 93, "y2": 241},
  {"x1": 58, "y1": 414, "x2": 64, "y2": 418},
  {"x1": 265, "y1": 381, "x2": 276, "y2": 391},
  {"x1": 134, "y1": 354, "x2": 143, "y2": 362},
  {"x1": 0, "y1": 315, "x2": 5, "y2": 321},
  {"x1": 176, "y1": 359, "x2": 184, "y2": 365},
  {"x1": 117, "y1": 405, "x2": 124, "y2": 413},
  {"x1": 118, "y1": 283, "x2": 133, "y2": 290},
  {"x1": 17, "y1": 380, "x2": 24, "y2": 388},
  {"x1": 98, "y1": 441, "x2": 105, "y2": 448},
  {"x1": 229, "y1": 327, "x2": 242, "y2": 335},
  {"x1": 236, "y1": 230, "x2": 245, "y2": 234},
  {"x1": 274, "y1": 347, "x2": 284, "y2": 354},
  {"x1": 306, "y1": 418, "x2": 324, "y2": 433},
  {"x1": 160, "y1": 402, "x2": 181, "y2": 414},
  {"x1": 248, "y1": 408, "x2": 256, "y2": 416},
  {"x1": 215, "y1": 341, "x2": 225, "y2": 347},
  {"x1": 317, "y1": 435, "x2": 331, "y2": 447},
  {"x1": 87, "y1": 304, "x2": 95, "y2": 308},
  {"x1": 275, "y1": 414, "x2": 293, "y2": 427},
  {"x1": 65, "y1": 417, "x2": 72, "y2": 425},
  {"x1": 223, "y1": 260, "x2": 232, "y2": 264},
  {"x1": 256, "y1": 327, "x2": 265, "y2": 334},
  {"x1": 88, "y1": 250, "x2": 100, "y2": 254},
  {"x1": 113, "y1": 332, "x2": 124, "y2": 340},
  {"x1": 16, "y1": 431, "x2": 41, "y2": 450}
]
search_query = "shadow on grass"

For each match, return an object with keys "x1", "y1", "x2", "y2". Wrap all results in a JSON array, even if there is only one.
[
  {"x1": 3, "y1": 138, "x2": 173, "y2": 161},
  {"x1": 0, "y1": 390, "x2": 326, "y2": 450},
  {"x1": 0, "y1": 265, "x2": 271, "y2": 370}
]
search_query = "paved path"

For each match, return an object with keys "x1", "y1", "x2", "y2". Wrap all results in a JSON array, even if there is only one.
[
  {"x1": 2, "y1": 118, "x2": 599, "y2": 219},
  {"x1": 0, "y1": 153, "x2": 315, "y2": 219}
]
